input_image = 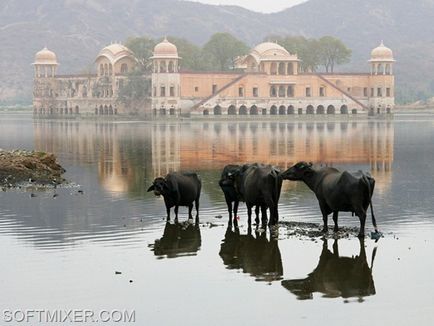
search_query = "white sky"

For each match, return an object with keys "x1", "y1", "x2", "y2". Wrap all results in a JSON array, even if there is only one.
[{"x1": 186, "y1": 0, "x2": 308, "y2": 13}]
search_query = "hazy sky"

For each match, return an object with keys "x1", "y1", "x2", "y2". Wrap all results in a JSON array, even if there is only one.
[{"x1": 187, "y1": 0, "x2": 308, "y2": 13}]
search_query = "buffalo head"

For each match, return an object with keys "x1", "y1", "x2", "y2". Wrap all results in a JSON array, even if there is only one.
[
  {"x1": 147, "y1": 177, "x2": 168, "y2": 196},
  {"x1": 219, "y1": 165, "x2": 242, "y2": 187},
  {"x1": 281, "y1": 161, "x2": 313, "y2": 181}
]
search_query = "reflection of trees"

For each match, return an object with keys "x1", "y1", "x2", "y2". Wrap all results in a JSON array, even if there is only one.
[
  {"x1": 219, "y1": 224, "x2": 283, "y2": 282},
  {"x1": 151, "y1": 221, "x2": 201, "y2": 258},
  {"x1": 281, "y1": 238, "x2": 376, "y2": 300}
]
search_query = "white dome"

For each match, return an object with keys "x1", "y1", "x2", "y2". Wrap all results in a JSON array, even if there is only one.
[
  {"x1": 34, "y1": 47, "x2": 58, "y2": 65},
  {"x1": 151, "y1": 38, "x2": 179, "y2": 59},
  {"x1": 249, "y1": 42, "x2": 298, "y2": 62},
  {"x1": 370, "y1": 41, "x2": 394, "y2": 62},
  {"x1": 96, "y1": 43, "x2": 135, "y2": 64}
]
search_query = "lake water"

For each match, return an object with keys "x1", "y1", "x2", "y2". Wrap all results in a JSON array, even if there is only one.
[{"x1": 0, "y1": 114, "x2": 434, "y2": 325}]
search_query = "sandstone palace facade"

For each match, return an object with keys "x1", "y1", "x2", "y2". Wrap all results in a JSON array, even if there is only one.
[{"x1": 32, "y1": 39, "x2": 395, "y2": 118}]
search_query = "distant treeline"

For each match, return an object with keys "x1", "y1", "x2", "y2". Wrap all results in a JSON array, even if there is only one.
[{"x1": 125, "y1": 33, "x2": 351, "y2": 74}]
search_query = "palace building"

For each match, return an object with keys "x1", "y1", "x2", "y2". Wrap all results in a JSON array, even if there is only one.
[{"x1": 32, "y1": 39, "x2": 395, "y2": 117}]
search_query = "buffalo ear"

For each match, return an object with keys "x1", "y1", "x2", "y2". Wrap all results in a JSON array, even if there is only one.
[{"x1": 147, "y1": 185, "x2": 155, "y2": 192}]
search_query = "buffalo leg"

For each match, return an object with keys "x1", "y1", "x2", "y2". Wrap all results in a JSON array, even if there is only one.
[
  {"x1": 174, "y1": 206, "x2": 179, "y2": 222},
  {"x1": 195, "y1": 198, "x2": 200, "y2": 219},
  {"x1": 357, "y1": 211, "x2": 366, "y2": 238},
  {"x1": 319, "y1": 202, "x2": 329, "y2": 232},
  {"x1": 261, "y1": 205, "x2": 268, "y2": 226},
  {"x1": 226, "y1": 201, "x2": 233, "y2": 221},
  {"x1": 188, "y1": 204, "x2": 193, "y2": 220},
  {"x1": 166, "y1": 207, "x2": 171, "y2": 221},
  {"x1": 332, "y1": 211, "x2": 339, "y2": 232},
  {"x1": 234, "y1": 201, "x2": 239, "y2": 221},
  {"x1": 255, "y1": 206, "x2": 260, "y2": 225},
  {"x1": 247, "y1": 205, "x2": 253, "y2": 225}
]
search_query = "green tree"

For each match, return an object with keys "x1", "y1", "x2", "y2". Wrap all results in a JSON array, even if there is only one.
[
  {"x1": 165, "y1": 36, "x2": 206, "y2": 71},
  {"x1": 202, "y1": 32, "x2": 249, "y2": 71},
  {"x1": 317, "y1": 36, "x2": 352, "y2": 73},
  {"x1": 117, "y1": 71, "x2": 151, "y2": 114},
  {"x1": 124, "y1": 37, "x2": 156, "y2": 73}
]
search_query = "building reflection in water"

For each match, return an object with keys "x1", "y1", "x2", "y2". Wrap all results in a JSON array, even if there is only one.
[
  {"x1": 34, "y1": 120, "x2": 394, "y2": 197},
  {"x1": 281, "y1": 238, "x2": 377, "y2": 301},
  {"x1": 219, "y1": 224, "x2": 283, "y2": 283}
]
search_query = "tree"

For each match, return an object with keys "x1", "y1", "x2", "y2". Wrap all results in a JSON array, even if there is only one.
[
  {"x1": 202, "y1": 32, "x2": 249, "y2": 71},
  {"x1": 117, "y1": 71, "x2": 151, "y2": 114},
  {"x1": 318, "y1": 36, "x2": 352, "y2": 73},
  {"x1": 124, "y1": 37, "x2": 156, "y2": 73},
  {"x1": 165, "y1": 36, "x2": 206, "y2": 71}
]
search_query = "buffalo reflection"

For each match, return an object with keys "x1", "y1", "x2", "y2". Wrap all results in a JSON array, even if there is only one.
[
  {"x1": 151, "y1": 221, "x2": 201, "y2": 258},
  {"x1": 219, "y1": 224, "x2": 283, "y2": 282},
  {"x1": 281, "y1": 238, "x2": 377, "y2": 301}
]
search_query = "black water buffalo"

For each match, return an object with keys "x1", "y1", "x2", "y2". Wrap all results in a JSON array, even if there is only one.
[
  {"x1": 222, "y1": 163, "x2": 282, "y2": 225},
  {"x1": 219, "y1": 223, "x2": 283, "y2": 282},
  {"x1": 281, "y1": 162, "x2": 377, "y2": 237},
  {"x1": 147, "y1": 172, "x2": 201, "y2": 221},
  {"x1": 281, "y1": 238, "x2": 377, "y2": 300},
  {"x1": 152, "y1": 221, "x2": 201, "y2": 258},
  {"x1": 219, "y1": 164, "x2": 261, "y2": 224}
]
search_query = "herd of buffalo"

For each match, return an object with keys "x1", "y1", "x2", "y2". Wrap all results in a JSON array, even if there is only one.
[{"x1": 147, "y1": 161, "x2": 379, "y2": 238}]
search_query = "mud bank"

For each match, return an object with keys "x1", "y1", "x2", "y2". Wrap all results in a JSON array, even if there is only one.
[{"x1": 0, "y1": 150, "x2": 65, "y2": 187}]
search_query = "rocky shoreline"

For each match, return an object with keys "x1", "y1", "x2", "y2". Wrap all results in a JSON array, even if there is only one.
[{"x1": 0, "y1": 149, "x2": 66, "y2": 188}]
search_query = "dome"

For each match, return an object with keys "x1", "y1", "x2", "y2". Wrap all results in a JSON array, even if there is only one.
[
  {"x1": 34, "y1": 47, "x2": 58, "y2": 65},
  {"x1": 370, "y1": 41, "x2": 394, "y2": 62},
  {"x1": 151, "y1": 38, "x2": 179, "y2": 59},
  {"x1": 96, "y1": 43, "x2": 135, "y2": 64},
  {"x1": 249, "y1": 42, "x2": 298, "y2": 62}
]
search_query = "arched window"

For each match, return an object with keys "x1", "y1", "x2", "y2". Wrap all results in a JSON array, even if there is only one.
[
  {"x1": 250, "y1": 105, "x2": 258, "y2": 115},
  {"x1": 287, "y1": 105, "x2": 295, "y2": 114},
  {"x1": 278, "y1": 62, "x2": 285, "y2": 75},
  {"x1": 104, "y1": 63, "x2": 108, "y2": 76},
  {"x1": 385, "y1": 64, "x2": 391, "y2": 75},
  {"x1": 120, "y1": 63, "x2": 128, "y2": 74},
  {"x1": 109, "y1": 105, "x2": 113, "y2": 115},
  {"x1": 279, "y1": 105, "x2": 286, "y2": 115},
  {"x1": 270, "y1": 105, "x2": 277, "y2": 115},
  {"x1": 270, "y1": 86, "x2": 277, "y2": 97},
  {"x1": 228, "y1": 105, "x2": 236, "y2": 115},
  {"x1": 239, "y1": 105, "x2": 247, "y2": 115},
  {"x1": 160, "y1": 61, "x2": 167, "y2": 73},
  {"x1": 340, "y1": 105, "x2": 348, "y2": 114},
  {"x1": 214, "y1": 105, "x2": 222, "y2": 115},
  {"x1": 317, "y1": 105, "x2": 325, "y2": 114},
  {"x1": 100, "y1": 64, "x2": 104, "y2": 76},
  {"x1": 287, "y1": 85, "x2": 294, "y2": 97},
  {"x1": 270, "y1": 62, "x2": 277, "y2": 75},
  {"x1": 306, "y1": 105, "x2": 314, "y2": 114},
  {"x1": 327, "y1": 105, "x2": 335, "y2": 114},
  {"x1": 278, "y1": 86, "x2": 286, "y2": 97},
  {"x1": 109, "y1": 64, "x2": 113, "y2": 75},
  {"x1": 168, "y1": 61, "x2": 174, "y2": 73},
  {"x1": 203, "y1": 109, "x2": 209, "y2": 115},
  {"x1": 287, "y1": 63, "x2": 294, "y2": 75}
]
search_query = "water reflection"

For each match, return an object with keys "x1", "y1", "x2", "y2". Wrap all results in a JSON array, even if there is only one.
[
  {"x1": 219, "y1": 224, "x2": 283, "y2": 282},
  {"x1": 151, "y1": 221, "x2": 201, "y2": 259},
  {"x1": 33, "y1": 120, "x2": 394, "y2": 197},
  {"x1": 281, "y1": 239, "x2": 376, "y2": 301}
]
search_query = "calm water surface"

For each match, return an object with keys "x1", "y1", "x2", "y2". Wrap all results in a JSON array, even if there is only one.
[{"x1": 0, "y1": 115, "x2": 434, "y2": 325}]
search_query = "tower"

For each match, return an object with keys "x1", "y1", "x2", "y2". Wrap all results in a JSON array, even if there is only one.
[
  {"x1": 368, "y1": 42, "x2": 395, "y2": 114},
  {"x1": 33, "y1": 47, "x2": 58, "y2": 78},
  {"x1": 150, "y1": 38, "x2": 181, "y2": 117}
]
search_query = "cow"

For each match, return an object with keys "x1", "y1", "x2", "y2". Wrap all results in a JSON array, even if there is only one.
[
  {"x1": 219, "y1": 164, "x2": 261, "y2": 225},
  {"x1": 280, "y1": 162, "x2": 378, "y2": 237},
  {"x1": 223, "y1": 163, "x2": 282, "y2": 225},
  {"x1": 281, "y1": 238, "x2": 377, "y2": 300},
  {"x1": 147, "y1": 172, "x2": 201, "y2": 221},
  {"x1": 219, "y1": 223, "x2": 283, "y2": 282},
  {"x1": 152, "y1": 221, "x2": 201, "y2": 258}
]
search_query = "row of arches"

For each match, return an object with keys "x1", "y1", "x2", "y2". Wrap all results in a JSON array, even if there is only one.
[
  {"x1": 154, "y1": 60, "x2": 178, "y2": 73},
  {"x1": 204, "y1": 105, "x2": 356, "y2": 116},
  {"x1": 34, "y1": 106, "x2": 80, "y2": 115},
  {"x1": 95, "y1": 105, "x2": 118, "y2": 115},
  {"x1": 153, "y1": 108, "x2": 177, "y2": 116}
]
